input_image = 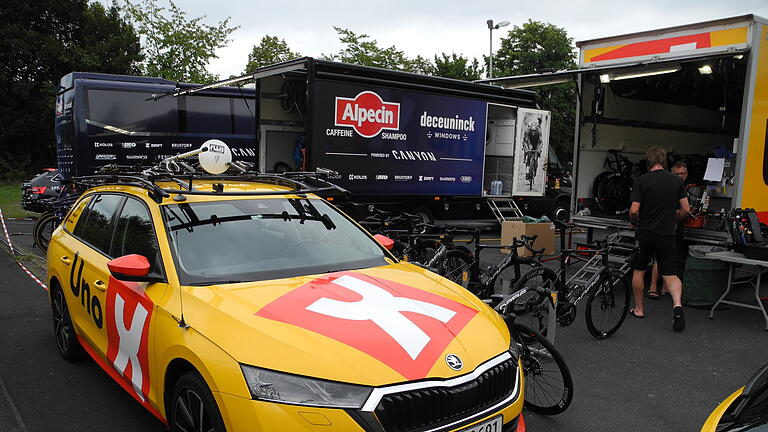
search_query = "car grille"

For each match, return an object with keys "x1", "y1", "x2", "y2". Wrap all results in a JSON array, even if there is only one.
[{"x1": 373, "y1": 358, "x2": 518, "y2": 432}]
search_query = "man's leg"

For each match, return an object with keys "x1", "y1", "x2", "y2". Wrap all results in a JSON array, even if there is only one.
[
  {"x1": 663, "y1": 275, "x2": 683, "y2": 308},
  {"x1": 632, "y1": 269, "x2": 646, "y2": 316},
  {"x1": 649, "y1": 262, "x2": 659, "y2": 295},
  {"x1": 658, "y1": 237, "x2": 685, "y2": 331}
]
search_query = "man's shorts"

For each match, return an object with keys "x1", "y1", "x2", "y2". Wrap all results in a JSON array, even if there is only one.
[{"x1": 632, "y1": 231, "x2": 677, "y2": 276}]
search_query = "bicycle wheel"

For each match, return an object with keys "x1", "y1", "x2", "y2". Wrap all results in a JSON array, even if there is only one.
[
  {"x1": 513, "y1": 323, "x2": 573, "y2": 415},
  {"x1": 439, "y1": 250, "x2": 473, "y2": 290},
  {"x1": 509, "y1": 267, "x2": 559, "y2": 335},
  {"x1": 585, "y1": 269, "x2": 630, "y2": 339},
  {"x1": 34, "y1": 212, "x2": 58, "y2": 253}
]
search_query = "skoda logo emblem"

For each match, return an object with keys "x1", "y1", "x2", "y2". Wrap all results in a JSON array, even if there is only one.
[{"x1": 445, "y1": 354, "x2": 463, "y2": 371}]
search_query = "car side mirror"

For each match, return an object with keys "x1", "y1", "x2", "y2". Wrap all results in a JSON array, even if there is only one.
[
  {"x1": 373, "y1": 234, "x2": 395, "y2": 251},
  {"x1": 108, "y1": 254, "x2": 162, "y2": 283}
]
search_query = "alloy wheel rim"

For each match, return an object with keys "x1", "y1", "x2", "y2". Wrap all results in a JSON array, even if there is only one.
[
  {"x1": 175, "y1": 389, "x2": 213, "y2": 432},
  {"x1": 53, "y1": 290, "x2": 71, "y2": 353}
]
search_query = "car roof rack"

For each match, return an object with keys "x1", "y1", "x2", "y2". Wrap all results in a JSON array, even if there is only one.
[{"x1": 69, "y1": 166, "x2": 350, "y2": 204}]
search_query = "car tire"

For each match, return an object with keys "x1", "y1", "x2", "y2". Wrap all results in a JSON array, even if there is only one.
[
  {"x1": 171, "y1": 372, "x2": 226, "y2": 432},
  {"x1": 50, "y1": 283, "x2": 84, "y2": 361}
]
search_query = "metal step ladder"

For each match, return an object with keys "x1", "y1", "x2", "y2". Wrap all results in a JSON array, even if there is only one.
[{"x1": 486, "y1": 197, "x2": 525, "y2": 223}]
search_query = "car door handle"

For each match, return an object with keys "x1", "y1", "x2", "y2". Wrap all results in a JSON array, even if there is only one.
[
  {"x1": 60, "y1": 256, "x2": 71, "y2": 265},
  {"x1": 93, "y1": 280, "x2": 106, "y2": 292}
]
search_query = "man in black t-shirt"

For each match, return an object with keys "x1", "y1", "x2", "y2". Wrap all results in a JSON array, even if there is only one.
[{"x1": 629, "y1": 146, "x2": 690, "y2": 332}]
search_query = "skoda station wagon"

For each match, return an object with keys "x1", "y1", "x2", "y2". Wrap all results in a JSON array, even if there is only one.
[{"x1": 46, "y1": 174, "x2": 525, "y2": 432}]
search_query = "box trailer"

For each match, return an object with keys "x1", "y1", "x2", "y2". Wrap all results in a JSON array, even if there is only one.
[
  {"x1": 162, "y1": 58, "x2": 572, "y2": 223},
  {"x1": 483, "y1": 14, "x2": 768, "y2": 244}
]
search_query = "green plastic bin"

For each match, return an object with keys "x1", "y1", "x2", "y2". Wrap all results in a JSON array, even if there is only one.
[{"x1": 682, "y1": 246, "x2": 729, "y2": 308}]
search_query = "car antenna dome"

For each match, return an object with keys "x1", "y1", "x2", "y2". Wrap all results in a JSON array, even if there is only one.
[{"x1": 198, "y1": 139, "x2": 232, "y2": 175}]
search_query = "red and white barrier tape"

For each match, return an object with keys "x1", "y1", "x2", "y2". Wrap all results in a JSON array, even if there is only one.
[{"x1": 0, "y1": 208, "x2": 48, "y2": 292}]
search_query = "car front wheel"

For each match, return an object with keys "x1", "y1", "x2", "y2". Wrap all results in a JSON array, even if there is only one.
[{"x1": 171, "y1": 372, "x2": 226, "y2": 432}]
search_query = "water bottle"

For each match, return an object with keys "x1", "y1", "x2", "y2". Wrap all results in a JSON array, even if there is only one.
[{"x1": 490, "y1": 180, "x2": 502, "y2": 195}]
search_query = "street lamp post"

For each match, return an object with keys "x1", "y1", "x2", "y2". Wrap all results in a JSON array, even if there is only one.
[{"x1": 486, "y1": 19, "x2": 510, "y2": 79}]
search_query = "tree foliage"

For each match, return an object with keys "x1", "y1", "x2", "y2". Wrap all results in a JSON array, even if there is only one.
[
  {"x1": 122, "y1": 0, "x2": 238, "y2": 83},
  {"x1": 493, "y1": 20, "x2": 578, "y2": 162},
  {"x1": 433, "y1": 53, "x2": 483, "y2": 81},
  {"x1": 244, "y1": 36, "x2": 301, "y2": 73},
  {"x1": 0, "y1": 0, "x2": 142, "y2": 178},
  {"x1": 323, "y1": 27, "x2": 434, "y2": 74}
]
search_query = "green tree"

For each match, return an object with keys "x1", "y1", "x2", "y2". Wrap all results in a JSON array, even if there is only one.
[
  {"x1": 244, "y1": 35, "x2": 301, "y2": 73},
  {"x1": 493, "y1": 20, "x2": 578, "y2": 162},
  {"x1": 324, "y1": 27, "x2": 435, "y2": 74},
  {"x1": 0, "y1": 0, "x2": 142, "y2": 178},
  {"x1": 433, "y1": 53, "x2": 483, "y2": 81},
  {"x1": 122, "y1": 0, "x2": 238, "y2": 83}
]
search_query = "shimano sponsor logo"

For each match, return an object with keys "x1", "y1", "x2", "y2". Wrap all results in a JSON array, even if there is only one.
[
  {"x1": 439, "y1": 176, "x2": 456, "y2": 182},
  {"x1": 120, "y1": 142, "x2": 137, "y2": 149},
  {"x1": 126, "y1": 154, "x2": 148, "y2": 160},
  {"x1": 420, "y1": 111, "x2": 475, "y2": 132},
  {"x1": 335, "y1": 91, "x2": 400, "y2": 138},
  {"x1": 375, "y1": 175, "x2": 389, "y2": 180},
  {"x1": 394, "y1": 175, "x2": 412, "y2": 181},
  {"x1": 391, "y1": 150, "x2": 437, "y2": 162},
  {"x1": 460, "y1": 176, "x2": 472, "y2": 183},
  {"x1": 94, "y1": 142, "x2": 113, "y2": 148},
  {"x1": 418, "y1": 176, "x2": 435, "y2": 181},
  {"x1": 348, "y1": 174, "x2": 368, "y2": 180},
  {"x1": 95, "y1": 154, "x2": 117, "y2": 161},
  {"x1": 171, "y1": 142, "x2": 193, "y2": 149},
  {"x1": 231, "y1": 148, "x2": 256, "y2": 157},
  {"x1": 144, "y1": 142, "x2": 163, "y2": 148}
]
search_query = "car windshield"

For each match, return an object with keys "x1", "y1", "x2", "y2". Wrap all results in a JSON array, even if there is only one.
[{"x1": 162, "y1": 198, "x2": 388, "y2": 285}]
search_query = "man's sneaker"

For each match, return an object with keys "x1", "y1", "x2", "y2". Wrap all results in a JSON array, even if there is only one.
[{"x1": 673, "y1": 306, "x2": 685, "y2": 332}]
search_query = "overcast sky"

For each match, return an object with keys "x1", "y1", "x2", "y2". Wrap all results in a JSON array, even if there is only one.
[{"x1": 122, "y1": 0, "x2": 768, "y2": 79}]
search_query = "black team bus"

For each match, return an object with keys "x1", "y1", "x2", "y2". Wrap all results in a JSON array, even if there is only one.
[
  {"x1": 55, "y1": 61, "x2": 570, "y2": 224},
  {"x1": 55, "y1": 72, "x2": 257, "y2": 178}
]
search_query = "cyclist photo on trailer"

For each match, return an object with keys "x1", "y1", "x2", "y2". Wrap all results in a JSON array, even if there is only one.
[{"x1": 512, "y1": 108, "x2": 550, "y2": 196}]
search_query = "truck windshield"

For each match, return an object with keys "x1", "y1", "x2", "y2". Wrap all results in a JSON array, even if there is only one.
[{"x1": 162, "y1": 198, "x2": 388, "y2": 285}]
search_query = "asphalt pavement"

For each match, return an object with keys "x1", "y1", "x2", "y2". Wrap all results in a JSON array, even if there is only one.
[{"x1": 1, "y1": 216, "x2": 767, "y2": 431}]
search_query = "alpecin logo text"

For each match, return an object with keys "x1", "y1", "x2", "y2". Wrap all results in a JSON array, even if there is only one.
[{"x1": 335, "y1": 91, "x2": 400, "y2": 138}]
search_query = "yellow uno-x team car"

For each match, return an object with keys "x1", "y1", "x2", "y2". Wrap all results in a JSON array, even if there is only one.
[{"x1": 46, "y1": 171, "x2": 527, "y2": 431}]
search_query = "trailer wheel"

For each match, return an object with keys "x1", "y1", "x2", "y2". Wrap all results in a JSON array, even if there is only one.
[{"x1": 552, "y1": 198, "x2": 570, "y2": 223}]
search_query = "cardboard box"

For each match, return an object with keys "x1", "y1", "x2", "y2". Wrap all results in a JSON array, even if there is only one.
[{"x1": 500, "y1": 221, "x2": 556, "y2": 257}]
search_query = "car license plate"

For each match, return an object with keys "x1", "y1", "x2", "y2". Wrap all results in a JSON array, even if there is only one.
[{"x1": 457, "y1": 415, "x2": 502, "y2": 432}]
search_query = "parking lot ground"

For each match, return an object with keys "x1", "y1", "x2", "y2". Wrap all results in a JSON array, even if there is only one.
[{"x1": 1, "y1": 216, "x2": 767, "y2": 431}]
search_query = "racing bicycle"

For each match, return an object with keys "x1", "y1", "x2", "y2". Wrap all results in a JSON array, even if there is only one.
[
  {"x1": 493, "y1": 288, "x2": 574, "y2": 415},
  {"x1": 441, "y1": 232, "x2": 542, "y2": 300},
  {"x1": 512, "y1": 221, "x2": 636, "y2": 339}
]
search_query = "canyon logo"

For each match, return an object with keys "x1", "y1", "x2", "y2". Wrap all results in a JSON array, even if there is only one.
[{"x1": 335, "y1": 91, "x2": 400, "y2": 138}]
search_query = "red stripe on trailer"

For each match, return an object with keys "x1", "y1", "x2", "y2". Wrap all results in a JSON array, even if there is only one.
[{"x1": 591, "y1": 32, "x2": 712, "y2": 62}]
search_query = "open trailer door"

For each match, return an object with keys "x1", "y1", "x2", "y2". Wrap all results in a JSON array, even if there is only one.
[{"x1": 478, "y1": 14, "x2": 767, "y2": 239}]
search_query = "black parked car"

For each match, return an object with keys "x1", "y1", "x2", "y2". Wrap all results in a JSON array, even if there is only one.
[{"x1": 21, "y1": 169, "x2": 63, "y2": 213}]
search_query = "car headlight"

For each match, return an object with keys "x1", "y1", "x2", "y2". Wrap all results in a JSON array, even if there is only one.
[{"x1": 240, "y1": 365, "x2": 373, "y2": 409}]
